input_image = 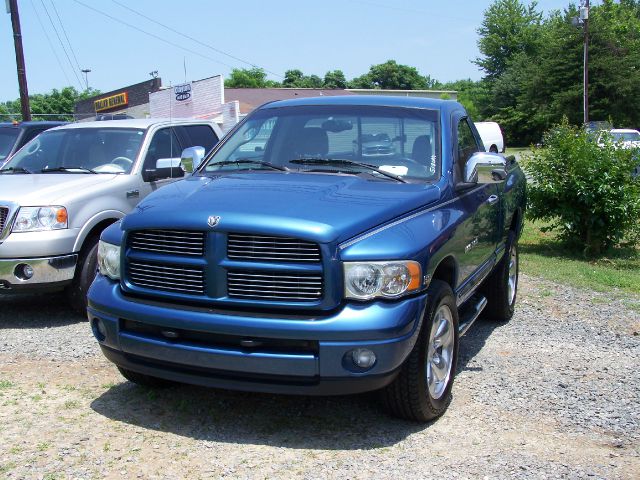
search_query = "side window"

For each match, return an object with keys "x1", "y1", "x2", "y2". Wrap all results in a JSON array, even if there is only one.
[
  {"x1": 144, "y1": 128, "x2": 182, "y2": 169},
  {"x1": 180, "y1": 125, "x2": 219, "y2": 153},
  {"x1": 457, "y1": 118, "x2": 479, "y2": 176},
  {"x1": 21, "y1": 128, "x2": 46, "y2": 147}
]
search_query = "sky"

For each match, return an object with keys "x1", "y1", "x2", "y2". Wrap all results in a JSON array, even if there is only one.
[{"x1": 1, "y1": 0, "x2": 579, "y2": 101}]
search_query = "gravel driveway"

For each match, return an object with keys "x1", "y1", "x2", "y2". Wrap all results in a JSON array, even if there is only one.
[{"x1": 0, "y1": 274, "x2": 638, "y2": 479}]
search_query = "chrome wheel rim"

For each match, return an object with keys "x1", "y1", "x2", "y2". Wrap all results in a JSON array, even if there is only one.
[
  {"x1": 507, "y1": 244, "x2": 518, "y2": 305},
  {"x1": 426, "y1": 304, "x2": 455, "y2": 400}
]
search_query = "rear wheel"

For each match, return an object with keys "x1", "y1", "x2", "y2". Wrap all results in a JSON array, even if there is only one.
[
  {"x1": 117, "y1": 367, "x2": 172, "y2": 388},
  {"x1": 482, "y1": 231, "x2": 518, "y2": 322},
  {"x1": 489, "y1": 145, "x2": 499, "y2": 153},
  {"x1": 66, "y1": 236, "x2": 99, "y2": 315},
  {"x1": 381, "y1": 280, "x2": 459, "y2": 422}
]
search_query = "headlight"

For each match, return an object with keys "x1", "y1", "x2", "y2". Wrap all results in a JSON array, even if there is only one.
[
  {"x1": 97, "y1": 241, "x2": 121, "y2": 280},
  {"x1": 344, "y1": 261, "x2": 421, "y2": 300},
  {"x1": 12, "y1": 206, "x2": 68, "y2": 232}
]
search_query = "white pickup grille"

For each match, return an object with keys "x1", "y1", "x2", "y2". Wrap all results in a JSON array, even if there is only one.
[
  {"x1": 128, "y1": 261, "x2": 205, "y2": 295},
  {"x1": 228, "y1": 234, "x2": 321, "y2": 263},
  {"x1": 227, "y1": 271, "x2": 323, "y2": 301},
  {"x1": 129, "y1": 230, "x2": 205, "y2": 256},
  {"x1": 0, "y1": 207, "x2": 7, "y2": 234}
]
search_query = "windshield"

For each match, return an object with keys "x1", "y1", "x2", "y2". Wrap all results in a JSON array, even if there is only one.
[
  {"x1": 3, "y1": 127, "x2": 145, "y2": 174},
  {"x1": 0, "y1": 128, "x2": 20, "y2": 162},
  {"x1": 611, "y1": 131, "x2": 640, "y2": 142},
  {"x1": 201, "y1": 105, "x2": 440, "y2": 182}
]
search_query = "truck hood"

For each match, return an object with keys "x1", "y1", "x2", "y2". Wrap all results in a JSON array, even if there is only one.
[
  {"x1": 123, "y1": 172, "x2": 441, "y2": 244},
  {"x1": 0, "y1": 174, "x2": 119, "y2": 205}
]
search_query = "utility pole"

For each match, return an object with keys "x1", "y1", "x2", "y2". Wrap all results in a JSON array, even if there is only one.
[
  {"x1": 582, "y1": 0, "x2": 589, "y2": 125},
  {"x1": 8, "y1": 0, "x2": 31, "y2": 121}
]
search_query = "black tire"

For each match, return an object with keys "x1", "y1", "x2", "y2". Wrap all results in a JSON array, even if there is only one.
[
  {"x1": 66, "y1": 236, "x2": 99, "y2": 316},
  {"x1": 117, "y1": 367, "x2": 172, "y2": 388},
  {"x1": 482, "y1": 231, "x2": 519, "y2": 322},
  {"x1": 489, "y1": 145, "x2": 499, "y2": 153},
  {"x1": 381, "y1": 280, "x2": 459, "y2": 422}
]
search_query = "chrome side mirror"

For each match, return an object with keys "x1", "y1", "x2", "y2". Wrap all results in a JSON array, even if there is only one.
[
  {"x1": 464, "y1": 152, "x2": 507, "y2": 184},
  {"x1": 180, "y1": 146, "x2": 206, "y2": 173}
]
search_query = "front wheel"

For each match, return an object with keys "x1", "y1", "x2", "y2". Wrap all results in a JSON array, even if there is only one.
[
  {"x1": 381, "y1": 280, "x2": 459, "y2": 422},
  {"x1": 66, "y1": 236, "x2": 99, "y2": 315}
]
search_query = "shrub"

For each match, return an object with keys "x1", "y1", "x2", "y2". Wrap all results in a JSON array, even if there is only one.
[{"x1": 522, "y1": 119, "x2": 640, "y2": 256}]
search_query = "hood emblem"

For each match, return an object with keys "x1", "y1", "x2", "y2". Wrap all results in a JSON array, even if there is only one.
[{"x1": 207, "y1": 215, "x2": 221, "y2": 228}]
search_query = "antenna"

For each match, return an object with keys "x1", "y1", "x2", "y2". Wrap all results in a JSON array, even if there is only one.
[{"x1": 183, "y1": 57, "x2": 187, "y2": 83}]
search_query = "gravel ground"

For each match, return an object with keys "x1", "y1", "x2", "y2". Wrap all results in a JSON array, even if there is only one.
[{"x1": 0, "y1": 274, "x2": 638, "y2": 479}]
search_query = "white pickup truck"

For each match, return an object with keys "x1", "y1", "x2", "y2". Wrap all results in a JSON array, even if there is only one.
[{"x1": 0, "y1": 118, "x2": 222, "y2": 312}]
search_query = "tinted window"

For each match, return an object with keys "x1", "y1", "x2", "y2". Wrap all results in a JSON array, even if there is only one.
[
  {"x1": 0, "y1": 128, "x2": 20, "y2": 161},
  {"x1": 4, "y1": 128, "x2": 145, "y2": 173},
  {"x1": 144, "y1": 128, "x2": 182, "y2": 170},
  {"x1": 180, "y1": 125, "x2": 218, "y2": 152},
  {"x1": 203, "y1": 105, "x2": 440, "y2": 182},
  {"x1": 457, "y1": 118, "x2": 479, "y2": 174}
]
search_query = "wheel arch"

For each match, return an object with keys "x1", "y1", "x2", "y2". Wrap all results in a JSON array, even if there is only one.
[
  {"x1": 73, "y1": 211, "x2": 124, "y2": 253},
  {"x1": 429, "y1": 255, "x2": 458, "y2": 291}
]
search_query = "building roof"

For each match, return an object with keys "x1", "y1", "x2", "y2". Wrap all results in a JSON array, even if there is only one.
[{"x1": 224, "y1": 88, "x2": 355, "y2": 115}]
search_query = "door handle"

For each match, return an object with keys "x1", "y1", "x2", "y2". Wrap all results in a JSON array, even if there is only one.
[
  {"x1": 126, "y1": 190, "x2": 140, "y2": 199},
  {"x1": 487, "y1": 194, "x2": 499, "y2": 205}
]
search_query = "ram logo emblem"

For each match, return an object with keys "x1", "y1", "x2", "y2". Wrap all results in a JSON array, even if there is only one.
[{"x1": 207, "y1": 216, "x2": 221, "y2": 228}]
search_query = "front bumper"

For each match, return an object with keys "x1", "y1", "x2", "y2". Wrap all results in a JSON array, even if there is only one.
[
  {"x1": 0, "y1": 254, "x2": 77, "y2": 291},
  {"x1": 88, "y1": 275, "x2": 428, "y2": 395}
]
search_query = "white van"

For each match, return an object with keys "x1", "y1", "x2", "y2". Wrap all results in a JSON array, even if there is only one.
[{"x1": 475, "y1": 121, "x2": 505, "y2": 153}]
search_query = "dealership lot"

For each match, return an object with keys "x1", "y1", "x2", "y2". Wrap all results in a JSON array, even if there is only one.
[{"x1": 1, "y1": 274, "x2": 638, "y2": 479}]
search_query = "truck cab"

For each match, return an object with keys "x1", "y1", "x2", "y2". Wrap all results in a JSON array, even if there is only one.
[{"x1": 88, "y1": 97, "x2": 526, "y2": 421}]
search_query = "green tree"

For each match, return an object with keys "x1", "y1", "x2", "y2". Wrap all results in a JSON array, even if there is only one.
[
  {"x1": 282, "y1": 69, "x2": 305, "y2": 87},
  {"x1": 349, "y1": 60, "x2": 431, "y2": 90},
  {"x1": 224, "y1": 68, "x2": 280, "y2": 88},
  {"x1": 475, "y1": 0, "x2": 542, "y2": 81},
  {"x1": 323, "y1": 70, "x2": 347, "y2": 89},
  {"x1": 1, "y1": 86, "x2": 100, "y2": 121}
]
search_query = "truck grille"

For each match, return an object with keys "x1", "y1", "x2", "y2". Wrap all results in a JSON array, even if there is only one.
[
  {"x1": 128, "y1": 230, "x2": 205, "y2": 256},
  {"x1": 228, "y1": 234, "x2": 320, "y2": 262},
  {"x1": 227, "y1": 271, "x2": 323, "y2": 301},
  {"x1": 0, "y1": 207, "x2": 7, "y2": 234},
  {"x1": 127, "y1": 261, "x2": 205, "y2": 295}
]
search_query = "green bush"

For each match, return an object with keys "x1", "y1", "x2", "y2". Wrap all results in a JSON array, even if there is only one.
[{"x1": 522, "y1": 119, "x2": 640, "y2": 256}]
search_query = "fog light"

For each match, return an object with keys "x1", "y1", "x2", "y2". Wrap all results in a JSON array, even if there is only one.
[
  {"x1": 92, "y1": 318, "x2": 107, "y2": 341},
  {"x1": 351, "y1": 348, "x2": 377, "y2": 369},
  {"x1": 14, "y1": 263, "x2": 34, "y2": 280}
]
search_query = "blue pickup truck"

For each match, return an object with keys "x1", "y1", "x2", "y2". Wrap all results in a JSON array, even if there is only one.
[{"x1": 88, "y1": 96, "x2": 526, "y2": 421}]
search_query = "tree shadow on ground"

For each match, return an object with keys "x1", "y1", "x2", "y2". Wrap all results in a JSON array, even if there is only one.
[
  {"x1": 0, "y1": 292, "x2": 84, "y2": 328},
  {"x1": 90, "y1": 317, "x2": 503, "y2": 450}
]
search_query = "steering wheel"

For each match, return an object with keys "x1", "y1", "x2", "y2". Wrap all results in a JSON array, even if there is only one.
[{"x1": 111, "y1": 156, "x2": 133, "y2": 169}]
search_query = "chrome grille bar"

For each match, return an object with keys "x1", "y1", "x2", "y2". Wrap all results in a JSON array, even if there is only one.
[
  {"x1": 129, "y1": 230, "x2": 205, "y2": 256},
  {"x1": 228, "y1": 234, "x2": 321, "y2": 263},
  {"x1": 128, "y1": 261, "x2": 205, "y2": 295},
  {"x1": 0, "y1": 207, "x2": 7, "y2": 234},
  {"x1": 227, "y1": 271, "x2": 322, "y2": 301}
]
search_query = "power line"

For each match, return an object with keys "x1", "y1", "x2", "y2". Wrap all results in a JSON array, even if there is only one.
[
  {"x1": 29, "y1": 0, "x2": 72, "y2": 87},
  {"x1": 72, "y1": 0, "x2": 241, "y2": 72},
  {"x1": 39, "y1": 0, "x2": 84, "y2": 89},
  {"x1": 49, "y1": 0, "x2": 82, "y2": 74},
  {"x1": 110, "y1": 0, "x2": 282, "y2": 78}
]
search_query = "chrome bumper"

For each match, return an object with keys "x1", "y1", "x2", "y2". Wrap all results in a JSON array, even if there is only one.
[{"x1": 0, "y1": 254, "x2": 77, "y2": 288}]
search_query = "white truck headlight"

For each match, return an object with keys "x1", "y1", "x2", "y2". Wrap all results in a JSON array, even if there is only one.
[
  {"x1": 344, "y1": 261, "x2": 422, "y2": 300},
  {"x1": 12, "y1": 206, "x2": 68, "y2": 232},
  {"x1": 98, "y1": 241, "x2": 121, "y2": 280}
]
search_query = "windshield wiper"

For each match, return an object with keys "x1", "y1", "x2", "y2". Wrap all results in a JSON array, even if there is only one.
[
  {"x1": 208, "y1": 159, "x2": 289, "y2": 172},
  {"x1": 0, "y1": 166, "x2": 32, "y2": 174},
  {"x1": 41, "y1": 166, "x2": 97, "y2": 174},
  {"x1": 289, "y1": 157, "x2": 407, "y2": 183}
]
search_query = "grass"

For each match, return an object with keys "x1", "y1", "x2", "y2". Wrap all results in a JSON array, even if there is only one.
[{"x1": 519, "y1": 221, "x2": 640, "y2": 297}]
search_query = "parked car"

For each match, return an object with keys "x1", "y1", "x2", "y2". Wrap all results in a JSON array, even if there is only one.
[
  {"x1": 475, "y1": 121, "x2": 505, "y2": 153},
  {"x1": 0, "y1": 121, "x2": 66, "y2": 165},
  {"x1": 0, "y1": 118, "x2": 222, "y2": 312},
  {"x1": 609, "y1": 128, "x2": 640, "y2": 149},
  {"x1": 88, "y1": 97, "x2": 526, "y2": 422},
  {"x1": 355, "y1": 132, "x2": 396, "y2": 158}
]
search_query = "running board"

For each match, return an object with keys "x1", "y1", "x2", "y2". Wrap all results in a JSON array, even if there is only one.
[{"x1": 458, "y1": 295, "x2": 487, "y2": 336}]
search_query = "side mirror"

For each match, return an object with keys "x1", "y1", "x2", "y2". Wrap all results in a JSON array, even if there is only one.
[
  {"x1": 180, "y1": 146, "x2": 206, "y2": 173},
  {"x1": 143, "y1": 157, "x2": 185, "y2": 182},
  {"x1": 464, "y1": 152, "x2": 507, "y2": 184}
]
